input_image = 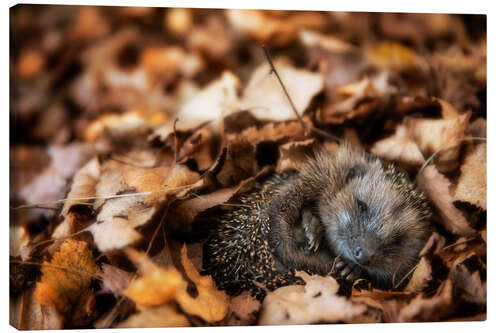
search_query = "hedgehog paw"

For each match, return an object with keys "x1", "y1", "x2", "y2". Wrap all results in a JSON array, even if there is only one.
[
  {"x1": 332, "y1": 258, "x2": 362, "y2": 283},
  {"x1": 302, "y1": 208, "x2": 321, "y2": 252}
]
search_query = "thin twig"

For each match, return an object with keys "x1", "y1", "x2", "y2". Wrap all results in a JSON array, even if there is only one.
[
  {"x1": 262, "y1": 46, "x2": 341, "y2": 143},
  {"x1": 262, "y1": 46, "x2": 306, "y2": 131},
  {"x1": 416, "y1": 136, "x2": 487, "y2": 180}
]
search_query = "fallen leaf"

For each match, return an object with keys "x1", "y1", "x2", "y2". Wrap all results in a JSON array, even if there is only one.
[
  {"x1": 299, "y1": 29, "x2": 354, "y2": 53},
  {"x1": 454, "y1": 143, "x2": 486, "y2": 210},
  {"x1": 10, "y1": 226, "x2": 30, "y2": 258},
  {"x1": 100, "y1": 264, "x2": 134, "y2": 297},
  {"x1": 406, "y1": 111, "x2": 471, "y2": 172},
  {"x1": 34, "y1": 240, "x2": 100, "y2": 326},
  {"x1": 417, "y1": 165, "x2": 475, "y2": 236},
  {"x1": 165, "y1": 8, "x2": 193, "y2": 35},
  {"x1": 366, "y1": 42, "x2": 426, "y2": 72},
  {"x1": 123, "y1": 248, "x2": 183, "y2": 308},
  {"x1": 371, "y1": 125, "x2": 425, "y2": 166},
  {"x1": 404, "y1": 257, "x2": 433, "y2": 292},
  {"x1": 276, "y1": 139, "x2": 318, "y2": 172},
  {"x1": 259, "y1": 272, "x2": 366, "y2": 325},
  {"x1": 229, "y1": 291, "x2": 262, "y2": 321},
  {"x1": 239, "y1": 58, "x2": 323, "y2": 122},
  {"x1": 177, "y1": 71, "x2": 240, "y2": 131},
  {"x1": 53, "y1": 157, "x2": 100, "y2": 238},
  {"x1": 17, "y1": 49, "x2": 45, "y2": 79},
  {"x1": 397, "y1": 279, "x2": 453, "y2": 322},
  {"x1": 176, "y1": 244, "x2": 229, "y2": 322},
  {"x1": 225, "y1": 9, "x2": 327, "y2": 47},
  {"x1": 118, "y1": 304, "x2": 190, "y2": 328}
]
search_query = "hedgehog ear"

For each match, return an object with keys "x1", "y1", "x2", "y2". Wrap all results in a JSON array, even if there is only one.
[{"x1": 344, "y1": 164, "x2": 365, "y2": 184}]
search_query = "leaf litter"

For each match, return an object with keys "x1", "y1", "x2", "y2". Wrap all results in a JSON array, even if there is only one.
[{"x1": 10, "y1": 6, "x2": 486, "y2": 328}]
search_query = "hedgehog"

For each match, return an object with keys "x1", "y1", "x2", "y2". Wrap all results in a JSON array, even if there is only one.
[{"x1": 202, "y1": 142, "x2": 431, "y2": 299}]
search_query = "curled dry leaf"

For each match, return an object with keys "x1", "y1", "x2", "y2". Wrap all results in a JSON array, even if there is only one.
[
  {"x1": 417, "y1": 165, "x2": 475, "y2": 236},
  {"x1": 299, "y1": 29, "x2": 354, "y2": 53},
  {"x1": 397, "y1": 279, "x2": 453, "y2": 322},
  {"x1": 118, "y1": 304, "x2": 190, "y2": 328},
  {"x1": 19, "y1": 144, "x2": 93, "y2": 212},
  {"x1": 322, "y1": 70, "x2": 397, "y2": 124},
  {"x1": 123, "y1": 248, "x2": 183, "y2": 308},
  {"x1": 404, "y1": 257, "x2": 433, "y2": 293},
  {"x1": 176, "y1": 244, "x2": 230, "y2": 322},
  {"x1": 10, "y1": 226, "x2": 30, "y2": 258},
  {"x1": 177, "y1": 71, "x2": 240, "y2": 131},
  {"x1": 276, "y1": 139, "x2": 318, "y2": 173},
  {"x1": 366, "y1": 42, "x2": 426, "y2": 72},
  {"x1": 53, "y1": 157, "x2": 100, "y2": 238},
  {"x1": 371, "y1": 125, "x2": 425, "y2": 166},
  {"x1": 454, "y1": 143, "x2": 486, "y2": 210},
  {"x1": 225, "y1": 9, "x2": 327, "y2": 47},
  {"x1": 406, "y1": 111, "x2": 471, "y2": 172},
  {"x1": 229, "y1": 291, "x2": 262, "y2": 322},
  {"x1": 140, "y1": 46, "x2": 204, "y2": 79},
  {"x1": 239, "y1": 58, "x2": 323, "y2": 122},
  {"x1": 34, "y1": 240, "x2": 100, "y2": 325},
  {"x1": 259, "y1": 272, "x2": 366, "y2": 325},
  {"x1": 85, "y1": 109, "x2": 166, "y2": 142},
  {"x1": 100, "y1": 264, "x2": 134, "y2": 297}
]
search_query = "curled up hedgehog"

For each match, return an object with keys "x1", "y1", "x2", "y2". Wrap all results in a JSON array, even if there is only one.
[{"x1": 202, "y1": 142, "x2": 432, "y2": 300}]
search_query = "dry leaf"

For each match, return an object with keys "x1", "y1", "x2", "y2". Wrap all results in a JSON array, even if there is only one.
[
  {"x1": 229, "y1": 291, "x2": 262, "y2": 321},
  {"x1": 123, "y1": 248, "x2": 183, "y2": 308},
  {"x1": 10, "y1": 226, "x2": 30, "y2": 258},
  {"x1": 259, "y1": 272, "x2": 366, "y2": 325},
  {"x1": 53, "y1": 157, "x2": 100, "y2": 238},
  {"x1": 418, "y1": 165, "x2": 475, "y2": 236},
  {"x1": 366, "y1": 42, "x2": 425, "y2": 72},
  {"x1": 176, "y1": 244, "x2": 230, "y2": 322},
  {"x1": 455, "y1": 143, "x2": 486, "y2": 210},
  {"x1": 177, "y1": 71, "x2": 240, "y2": 130},
  {"x1": 371, "y1": 125, "x2": 425, "y2": 166},
  {"x1": 100, "y1": 264, "x2": 134, "y2": 296},
  {"x1": 226, "y1": 9, "x2": 327, "y2": 47},
  {"x1": 406, "y1": 112, "x2": 471, "y2": 172},
  {"x1": 299, "y1": 29, "x2": 354, "y2": 52},
  {"x1": 404, "y1": 257, "x2": 433, "y2": 292},
  {"x1": 34, "y1": 240, "x2": 100, "y2": 325},
  {"x1": 17, "y1": 49, "x2": 45, "y2": 79},
  {"x1": 239, "y1": 58, "x2": 323, "y2": 121},
  {"x1": 118, "y1": 304, "x2": 190, "y2": 328},
  {"x1": 397, "y1": 279, "x2": 453, "y2": 322},
  {"x1": 276, "y1": 139, "x2": 318, "y2": 172}
]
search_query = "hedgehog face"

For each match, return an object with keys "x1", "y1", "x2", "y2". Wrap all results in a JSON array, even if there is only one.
[{"x1": 318, "y1": 167, "x2": 430, "y2": 287}]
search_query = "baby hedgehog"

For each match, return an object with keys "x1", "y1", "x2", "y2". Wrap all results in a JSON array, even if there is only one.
[{"x1": 203, "y1": 143, "x2": 431, "y2": 299}]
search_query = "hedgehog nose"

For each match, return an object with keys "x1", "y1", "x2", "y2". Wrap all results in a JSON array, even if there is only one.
[{"x1": 353, "y1": 246, "x2": 370, "y2": 264}]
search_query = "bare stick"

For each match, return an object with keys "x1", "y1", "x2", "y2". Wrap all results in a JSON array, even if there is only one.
[
  {"x1": 262, "y1": 46, "x2": 306, "y2": 131},
  {"x1": 262, "y1": 46, "x2": 341, "y2": 143}
]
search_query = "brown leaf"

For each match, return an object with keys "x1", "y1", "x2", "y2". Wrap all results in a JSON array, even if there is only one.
[
  {"x1": 397, "y1": 279, "x2": 453, "y2": 322},
  {"x1": 259, "y1": 272, "x2": 366, "y2": 325},
  {"x1": 53, "y1": 157, "x2": 100, "y2": 238},
  {"x1": 17, "y1": 49, "x2": 45, "y2": 79},
  {"x1": 225, "y1": 9, "x2": 327, "y2": 47},
  {"x1": 371, "y1": 125, "x2": 425, "y2": 166},
  {"x1": 404, "y1": 257, "x2": 433, "y2": 292},
  {"x1": 123, "y1": 248, "x2": 183, "y2": 308},
  {"x1": 239, "y1": 58, "x2": 323, "y2": 122},
  {"x1": 172, "y1": 187, "x2": 237, "y2": 224},
  {"x1": 176, "y1": 244, "x2": 230, "y2": 322},
  {"x1": 406, "y1": 111, "x2": 471, "y2": 172},
  {"x1": 299, "y1": 29, "x2": 354, "y2": 53},
  {"x1": 118, "y1": 304, "x2": 190, "y2": 328},
  {"x1": 417, "y1": 165, "x2": 475, "y2": 236},
  {"x1": 100, "y1": 264, "x2": 134, "y2": 296},
  {"x1": 177, "y1": 71, "x2": 240, "y2": 131},
  {"x1": 455, "y1": 143, "x2": 486, "y2": 210},
  {"x1": 276, "y1": 139, "x2": 319, "y2": 173},
  {"x1": 229, "y1": 291, "x2": 262, "y2": 322},
  {"x1": 34, "y1": 240, "x2": 100, "y2": 325},
  {"x1": 366, "y1": 42, "x2": 425, "y2": 72},
  {"x1": 11, "y1": 286, "x2": 63, "y2": 330}
]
